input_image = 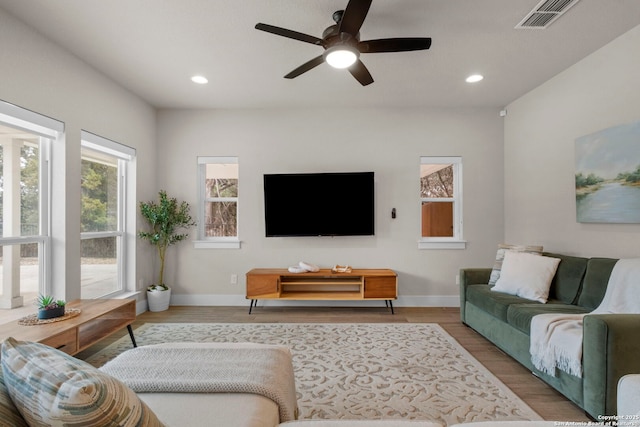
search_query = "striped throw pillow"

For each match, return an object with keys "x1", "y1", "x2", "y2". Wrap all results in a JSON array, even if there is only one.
[
  {"x1": 0, "y1": 366, "x2": 28, "y2": 427},
  {"x1": 1, "y1": 337, "x2": 164, "y2": 427}
]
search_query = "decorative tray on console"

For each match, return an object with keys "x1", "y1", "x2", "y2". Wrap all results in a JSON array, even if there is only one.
[{"x1": 18, "y1": 308, "x2": 82, "y2": 326}]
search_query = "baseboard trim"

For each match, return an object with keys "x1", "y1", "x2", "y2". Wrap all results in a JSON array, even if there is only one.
[{"x1": 168, "y1": 294, "x2": 460, "y2": 308}]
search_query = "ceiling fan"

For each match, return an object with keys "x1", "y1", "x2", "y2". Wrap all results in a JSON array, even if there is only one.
[{"x1": 255, "y1": 0, "x2": 432, "y2": 86}]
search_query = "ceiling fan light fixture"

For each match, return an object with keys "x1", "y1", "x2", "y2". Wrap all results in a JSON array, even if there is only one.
[
  {"x1": 255, "y1": 0, "x2": 432, "y2": 85},
  {"x1": 324, "y1": 46, "x2": 359, "y2": 69}
]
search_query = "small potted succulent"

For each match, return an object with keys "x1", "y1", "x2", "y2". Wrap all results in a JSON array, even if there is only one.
[{"x1": 36, "y1": 295, "x2": 66, "y2": 319}]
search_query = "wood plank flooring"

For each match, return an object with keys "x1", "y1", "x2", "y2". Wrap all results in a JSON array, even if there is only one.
[{"x1": 76, "y1": 305, "x2": 591, "y2": 423}]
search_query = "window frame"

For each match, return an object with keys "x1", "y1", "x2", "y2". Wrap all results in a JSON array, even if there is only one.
[
  {"x1": 195, "y1": 156, "x2": 240, "y2": 249},
  {"x1": 80, "y1": 130, "x2": 136, "y2": 297},
  {"x1": 0, "y1": 100, "x2": 60, "y2": 305},
  {"x1": 418, "y1": 156, "x2": 466, "y2": 250}
]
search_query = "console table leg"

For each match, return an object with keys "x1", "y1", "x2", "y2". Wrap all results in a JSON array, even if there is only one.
[
  {"x1": 127, "y1": 325, "x2": 137, "y2": 348},
  {"x1": 249, "y1": 299, "x2": 256, "y2": 314}
]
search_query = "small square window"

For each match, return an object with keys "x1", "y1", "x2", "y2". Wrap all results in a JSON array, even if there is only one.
[
  {"x1": 419, "y1": 157, "x2": 465, "y2": 249},
  {"x1": 196, "y1": 157, "x2": 240, "y2": 249}
]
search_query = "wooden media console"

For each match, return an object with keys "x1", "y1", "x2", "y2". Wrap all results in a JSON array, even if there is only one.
[{"x1": 246, "y1": 268, "x2": 397, "y2": 314}]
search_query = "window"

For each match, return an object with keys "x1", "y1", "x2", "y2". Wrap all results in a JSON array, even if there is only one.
[
  {"x1": 0, "y1": 100, "x2": 61, "y2": 309},
  {"x1": 80, "y1": 131, "x2": 135, "y2": 298},
  {"x1": 419, "y1": 156, "x2": 465, "y2": 249},
  {"x1": 195, "y1": 157, "x2": 240, "y2": 249}
]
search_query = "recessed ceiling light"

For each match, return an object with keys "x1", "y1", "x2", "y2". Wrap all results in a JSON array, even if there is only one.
[
  {"x1": 191, "y1": 75, "x2": 208, "y2": 84},
  {"x1": 466, "y1": 74, "x2": 484, "y2": 83}
]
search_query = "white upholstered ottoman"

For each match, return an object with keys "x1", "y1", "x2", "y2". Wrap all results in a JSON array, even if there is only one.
[{"x1": 100, "y1": 342, "x2": 297, "y2": 427}]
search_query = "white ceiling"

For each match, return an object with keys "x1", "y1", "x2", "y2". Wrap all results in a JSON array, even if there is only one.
[{"x1": 1, "y1": 0, "x2": 639, "y2": 109}]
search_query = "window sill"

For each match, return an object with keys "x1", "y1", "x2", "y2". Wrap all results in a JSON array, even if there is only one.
[
  {"x1": 418, "y1": 239, "x2": 466, "y2": 250},
  {"x1": 194, "y1": 239, "x2": 241, "y2": 249},
  {"x1": 105, "y1": 291, "x2": 140, "y2": 299}
]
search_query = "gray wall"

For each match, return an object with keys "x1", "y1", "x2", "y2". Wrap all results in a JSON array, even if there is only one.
[
  {"x1": 156, "y1": 107, "x2": 504, "y2": 306},
  {"x1": 5, "y1": 4, "x2": 636, "y2": 309},
  {"x1": 504, "y1": 24, "x2": 640, "y2": 258},
  {"x1": 0, "y1": 8, "x2": 157, "y2": 303}
]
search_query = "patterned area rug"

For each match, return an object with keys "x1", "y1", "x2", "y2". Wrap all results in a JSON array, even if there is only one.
[{"x1": 86, "y1": 323, "x2": 541, "y2": 425}]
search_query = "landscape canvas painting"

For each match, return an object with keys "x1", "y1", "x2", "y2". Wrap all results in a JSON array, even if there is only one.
[{"x1": 575, "y1": 120, "x2": 640, "y2": 223}]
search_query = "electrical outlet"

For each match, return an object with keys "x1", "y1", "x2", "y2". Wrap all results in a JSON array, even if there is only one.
[
  {"x1": 230, "y1": 274, "x2": 238, "y2": 285},
  {"x1": 455, "y1": 274, "x2": 460, "y2": 286}
]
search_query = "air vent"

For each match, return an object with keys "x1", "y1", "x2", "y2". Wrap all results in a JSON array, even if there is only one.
[{"x1": 515, "y1": 0, "x2": 581, "y2": 29}]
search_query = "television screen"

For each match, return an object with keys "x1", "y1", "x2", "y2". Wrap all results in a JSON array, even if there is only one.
[{"x1": 263, "y1": 172, "x2": 375, "y2": 237}]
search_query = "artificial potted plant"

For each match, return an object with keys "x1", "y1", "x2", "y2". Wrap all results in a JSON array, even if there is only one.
[
  {"x1": 139, "y1": 190, "x2": 196, "y2": 312},
  {"x1": 36, "y1": 295, "x2": 66, "y2": 320}
]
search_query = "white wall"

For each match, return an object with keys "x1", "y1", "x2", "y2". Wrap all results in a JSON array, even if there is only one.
[
  {"x1": 504, "y1": 24, "x2": 640, "y2": 258},
  {"x1": 0, "y1": 8, "x2": 157, "y2": 303},
  {"x1": 156, "y1": 107, "x2": 505, "y2": 306},
  {"x1": 1, "y1": 5, "x2": 504, "y2": 310},
  {"x1": 7, "y1": 4, "x2": 636, "y2": 310}
]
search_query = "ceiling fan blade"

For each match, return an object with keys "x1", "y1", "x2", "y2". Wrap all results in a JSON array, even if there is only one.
[
  {"x1": 358, "y1": 38, "x2": 432, "y2": 53},
  {"x1": 255, "y1": 23, "x2": 323, "y2": 46},
  {"x1": 348, "y1": 59, "x2": 374, "y2": 86},
  {"x1": 339, "y1": 0, "x2": 372, "y2": 36},
  {"x1": 284, "y1": 55, "x2": 325, "y2": 79}
]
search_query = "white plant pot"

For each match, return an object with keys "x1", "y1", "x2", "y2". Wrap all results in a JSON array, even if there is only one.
[{"x1": 147, "y1": 288, "x2": 171, "y2": 312}]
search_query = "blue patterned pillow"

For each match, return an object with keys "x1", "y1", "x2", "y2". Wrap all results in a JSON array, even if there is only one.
[
  {"x1": 1, "y1": 337, "x2": 164, "y2": 427},
  {"x1": 0, "y1": 365, "x2": 28, "y2": 427}
]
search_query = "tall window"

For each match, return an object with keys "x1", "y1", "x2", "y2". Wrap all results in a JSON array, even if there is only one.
[
  {"x1": 196, "y1": 157, "x2": 240, "y2": 249},
  {"x1": 80, "y1": 131, "x2": 135, "y2": 298},
  {"x1": 419, "y1": 156, "x2": 465, "y2": 249},
  {"x1": 0, "y1": 101, "x2": 61, "y2": 309}
]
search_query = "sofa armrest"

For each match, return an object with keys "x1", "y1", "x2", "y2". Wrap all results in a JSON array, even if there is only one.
[
  {"x1": 459, "y1": 268, "x2": 491, "y2": 323},
  {"x1": 583, "y1": 314, "x2": 640, "y2": 418}
]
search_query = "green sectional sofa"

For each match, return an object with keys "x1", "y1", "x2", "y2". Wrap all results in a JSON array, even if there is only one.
[{"x1": 459, "y1": 253, "x2": 640, "y2": 419}]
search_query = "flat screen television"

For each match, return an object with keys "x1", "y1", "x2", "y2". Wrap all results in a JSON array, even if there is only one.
[{"x1": 263, "y1": 171, "x2": 375, "y2": 237}]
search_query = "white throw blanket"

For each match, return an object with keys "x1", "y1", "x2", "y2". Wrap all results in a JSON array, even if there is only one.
[
  {"x1": 100, "y1": 342, "x2": 298, "y2": 422},
  {"x1": 530, "y1": 258, "x2": 640, "y2": 378}
]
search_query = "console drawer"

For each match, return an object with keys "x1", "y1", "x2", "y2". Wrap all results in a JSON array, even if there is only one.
[{"x1": 364, "y1": 276, "x2": 397, "y2": 299}]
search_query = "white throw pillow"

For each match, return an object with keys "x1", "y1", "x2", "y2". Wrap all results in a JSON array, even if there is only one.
[
  {"x1": 491, "y1": 251, "x2": 560, "y2": 303},
  {"x1": 488, "y1": 243, "x2": 543, "y2": 286}
]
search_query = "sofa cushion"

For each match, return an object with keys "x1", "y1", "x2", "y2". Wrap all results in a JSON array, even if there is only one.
[
  {"x1": 617, "y1": 374, "x2": 640, "y2": 417},
  {"x1": 0, "y1": 364, "x2": 28, "y2": 427},
  {"x1": 488, "y1": 243, "x2": 543, "y2": 286},
  {"x1": 578, "y1": 258, "x2": 618, "y2": 310},
  {"x1": 281, "y1": 421, "x2": 443, "y2": 427},
  {"x1": 449, "y1": 422, "x2": 556, "y2": 427},
  {"x1": 139, "y1": 392, "x2": 280, "y2": 427},
  {"x1": 543, "y1": 253, "x2": 588, "y2": 305},
  {"x1": 507, "y1": 302, "x2": 591, "y2": 335},
  {"x1": 492, "y1": 252, "x2": 560, "y2": 303},
  {"x1": 1, "y1": 337, "x2": 164, "y2": 427},
  {"x1": 466, "y1": 284, "x2": 535, "y2": 322}
]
